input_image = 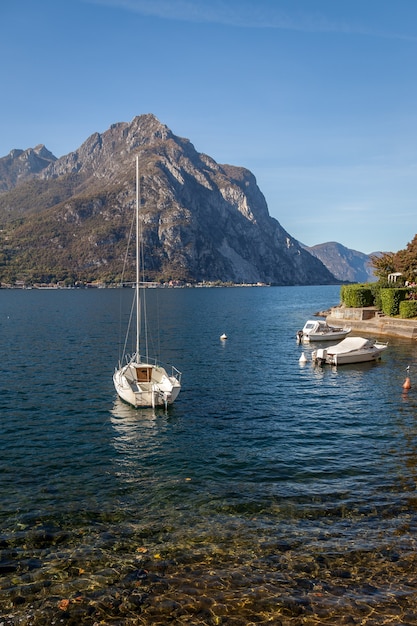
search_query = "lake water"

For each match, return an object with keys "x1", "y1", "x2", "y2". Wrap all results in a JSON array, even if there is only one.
[{"x1": 1, "y1": 285, "x2": 417, "y2": 625}]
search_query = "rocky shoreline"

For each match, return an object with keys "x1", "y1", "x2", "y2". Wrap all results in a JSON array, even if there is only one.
[{"x1": 325, "y1": 305, "x2": 417, "y2": 340}]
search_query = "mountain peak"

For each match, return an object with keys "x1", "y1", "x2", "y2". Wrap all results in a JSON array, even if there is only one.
[
  {"x1": 0, "y1": 114, "x2": 337, "y2": 286},
  {"x1": 0, "y1": 144, "x2": 56, "y2": 192},
  {"x1": 305, "y1": 241, "x2": 376, "y2": 282}
]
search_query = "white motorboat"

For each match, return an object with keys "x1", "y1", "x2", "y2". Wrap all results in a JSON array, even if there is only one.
[
  {"x1": 113, "y1": 157, "x2": 181, "y2": 409},
  {"x1": 312, "y1": 336, "x2": 388, "y2": 366},
  {"x1": 297, "y1": 319, "x2": 351, "y2": 343}
]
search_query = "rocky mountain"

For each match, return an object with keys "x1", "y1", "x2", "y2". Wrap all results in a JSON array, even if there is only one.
[
  {"x1": 0, "y1": 114, "x2": 337, "y2": 286},
  {"x1": 304, "y1": 242, "x2": 377, "y2": 283},
  {"x1": 0, "y1": 145, "x2": 56, "y2": 192}
]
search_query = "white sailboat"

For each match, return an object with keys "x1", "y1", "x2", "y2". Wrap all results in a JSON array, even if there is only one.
[{"x1": 113, "y1": 157, "x2": 182, "y2": 409}]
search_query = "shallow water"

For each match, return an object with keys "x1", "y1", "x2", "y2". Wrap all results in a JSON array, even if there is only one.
[{"x1": 1, "y1": 285, "x2": 417, "y2": 624}]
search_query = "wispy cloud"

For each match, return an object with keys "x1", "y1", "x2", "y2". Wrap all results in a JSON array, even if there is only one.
[{"x1": 83, "y1": 0, "x2": 417, "y2": 40}]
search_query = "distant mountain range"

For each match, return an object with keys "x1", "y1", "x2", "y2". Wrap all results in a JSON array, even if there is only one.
[
  {"x1": 303, "y1": 242, "x2": 378, "y2": 283},
  {"x1": 0, "y1": 114, "x2": 375, "y2": 286}
]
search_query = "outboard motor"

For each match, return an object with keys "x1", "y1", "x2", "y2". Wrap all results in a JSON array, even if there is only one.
[{"x1": 312, "y1": 348, "x2": 327, "y2": 366}]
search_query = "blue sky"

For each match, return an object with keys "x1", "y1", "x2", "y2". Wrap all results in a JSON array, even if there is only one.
[{"x1": 1, "y1": 0, "x2": 416, "y2": 254}]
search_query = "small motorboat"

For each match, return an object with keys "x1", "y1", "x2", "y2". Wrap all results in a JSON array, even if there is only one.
[
  {"x1": 297, "y1": 320, "x2": 351, "y2": 343},
  {"x1": 312, "y1": 336, "x2": 388, "y2": 366}
]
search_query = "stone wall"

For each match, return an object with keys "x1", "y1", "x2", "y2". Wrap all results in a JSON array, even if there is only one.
[{"x1": 326, "y1": 306, "x2": 417, "y2": 340}]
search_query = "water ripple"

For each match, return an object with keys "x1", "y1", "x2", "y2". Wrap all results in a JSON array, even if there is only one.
[{"x1": 1, "y1": 286, "x2": 417, "y2": 623}]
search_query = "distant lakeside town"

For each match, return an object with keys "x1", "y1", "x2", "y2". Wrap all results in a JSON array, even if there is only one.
[{"x1": 0, "y1": 280, "x2": 270, "y2": 289}]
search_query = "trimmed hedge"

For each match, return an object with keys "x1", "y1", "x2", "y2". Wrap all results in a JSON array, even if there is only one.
[
  {"x1": 370, "y1": 282, "x2": 385, "y2": 311},
  {"x1": 399, "y1": 300, "x2": 417, "y2": 319},
  {"x1": 340, "y1": 283, "x2": 417, "y2": 318},
  {"x1": 341, "y1": 284, "x2": 374, "y2": 307},
  {"x1": 380, "y1": 288, "x2": 408, "y2": 316}
]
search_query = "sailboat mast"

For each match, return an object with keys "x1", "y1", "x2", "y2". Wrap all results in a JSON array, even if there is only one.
[{"x1": 135, "y1": 156, "x2": 140, "y2": 358}]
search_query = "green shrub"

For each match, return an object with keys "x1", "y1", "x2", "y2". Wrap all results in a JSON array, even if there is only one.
[
  {"x1": 341, "y1": 284, "x2": 374, "y2": 307},
  {"x1": 370, "y1": 282, "x2": 386, "y2": 311},
  {"x1": 399, "y1": 300, "x2": 417, "y2": 319},
  {"x1": 380, "y1": 288, "x2": 408, "y2": 316}
]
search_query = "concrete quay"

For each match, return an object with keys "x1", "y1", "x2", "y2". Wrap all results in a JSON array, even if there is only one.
[{"x1": 326, "y1": 306, "x2": 417, "y2": 340}]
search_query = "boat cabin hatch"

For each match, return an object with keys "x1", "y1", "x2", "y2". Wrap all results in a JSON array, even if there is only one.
[{"x1": 136, "y1": 366, "x2": 153, "y2": 382}]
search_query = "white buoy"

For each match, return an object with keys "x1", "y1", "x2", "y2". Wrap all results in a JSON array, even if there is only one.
[
  {"x1": 220, "y1": 333, "x2": 228, "y2": 340},
  {"x1": 299, "y1": 352, "x2": 307, "y2": 364}
]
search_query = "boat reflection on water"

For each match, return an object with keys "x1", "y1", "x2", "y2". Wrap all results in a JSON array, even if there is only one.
[
  {"x1": 110, "y1": 397, "x2": 173, "y2": 452},
  {"x1": 110, "y1": 397, "x2": 160, "y2": 441},
  {"x1": 109, "y1": 399, "x2": 164, "y2": 488},
  {"x1": 111, "y1": 396, "x2": 159, "y2": 422}
]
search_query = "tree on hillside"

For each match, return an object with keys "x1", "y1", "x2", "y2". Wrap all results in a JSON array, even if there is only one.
[
  {"x1": 393, "y1": 235, "x2": 417, "y2": 283},
  {"x1": 370, "y1": 252, "x2": 396, "y2": 281},
  {"x1": 370, "y1": 235, "x2": 417, "y2": 284}
]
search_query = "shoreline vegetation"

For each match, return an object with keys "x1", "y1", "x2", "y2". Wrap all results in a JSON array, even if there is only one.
[{"x1": 323, "y1": 282, "x2": 417, "y2": 340}]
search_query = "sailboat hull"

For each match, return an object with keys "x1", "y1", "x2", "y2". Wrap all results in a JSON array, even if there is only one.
[{"x1": 113, "y1": 361, "x2": 181, "y2": 408}]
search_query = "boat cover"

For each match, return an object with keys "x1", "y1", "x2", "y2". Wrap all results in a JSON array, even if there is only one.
[{"x1": 327, "y1": 337, "x2": 371, "y2": 355}]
